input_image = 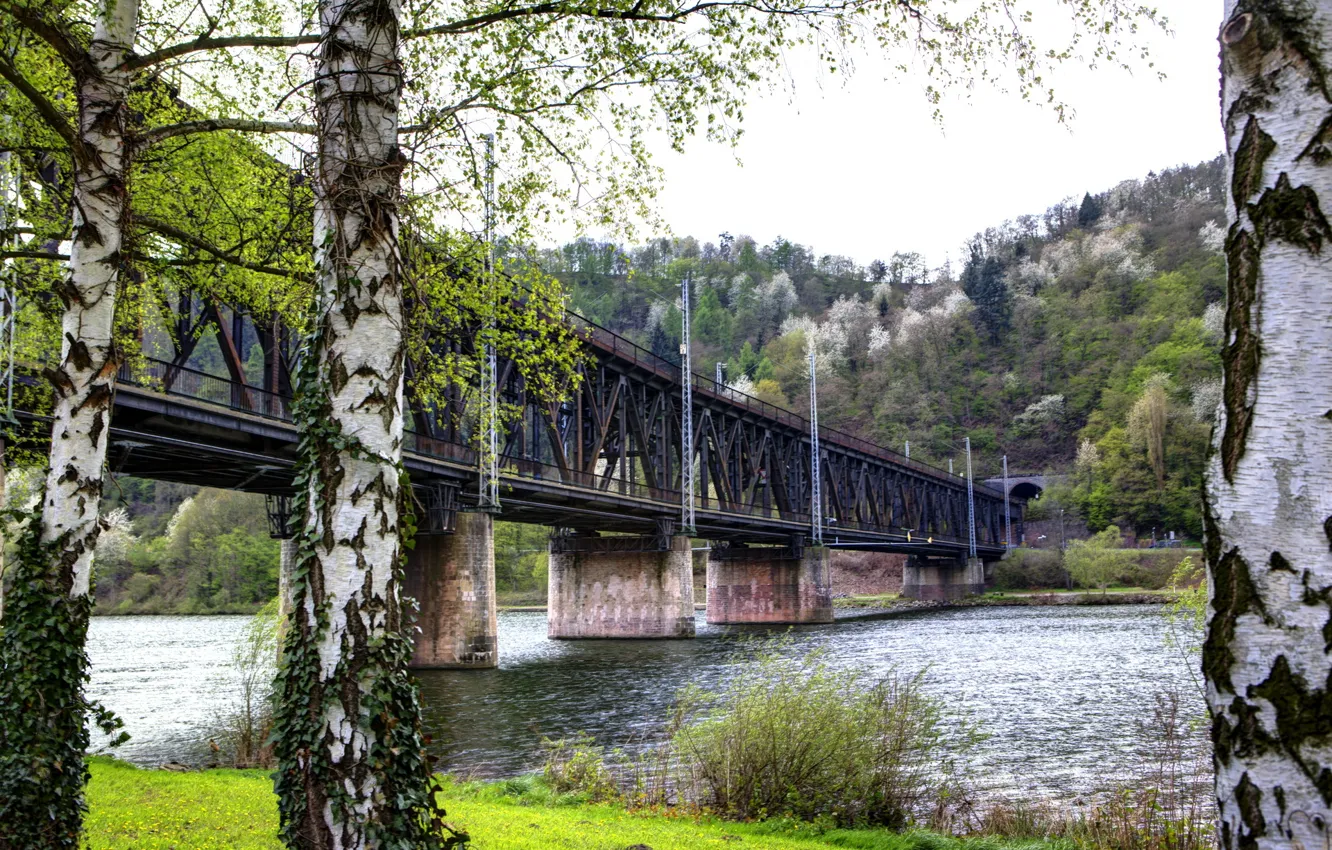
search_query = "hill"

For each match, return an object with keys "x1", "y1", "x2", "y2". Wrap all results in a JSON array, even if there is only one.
[{"x1": 534, "y1": 156, "x2": 1227, "y2": 541}]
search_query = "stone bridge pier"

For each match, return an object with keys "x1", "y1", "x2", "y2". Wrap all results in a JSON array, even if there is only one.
[
  {"x1": 403, "y1": 510, "x2": 498, "y2": 669},
  {"x1": 547, "y1": 529, "x2": 696, "y2": 639},
  {"x1": 706, "y1": 542, "x2": 833, "y2": 624},
  {"x1": 900, "y1": 554, "x2": 986, "y2": 601}
]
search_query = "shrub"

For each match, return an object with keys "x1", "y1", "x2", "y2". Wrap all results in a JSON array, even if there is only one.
[
  {"x1": 540, "y1": 734, "x2": 620, "y2": 802},
  {"x1": 668, "y1": 641, "x2": 972, "y2": 829},
  {"x1": 992, "y1": 549, "x2": 1067, "y2": 589},
  {"x1": 211, "y1": 599, "x2": 279, "y2": 767}
]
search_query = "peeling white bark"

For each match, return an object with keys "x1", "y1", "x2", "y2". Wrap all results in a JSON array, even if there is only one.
[
  {"x1": 40, "y1": 0, "x2": 138, "y2": 597},
  {"x1": 1207, "y1": 3, "x2": 1332, "y2": 848},
  {"x1": 294, "y1": 0, "x2": 406, "y2": 841}
]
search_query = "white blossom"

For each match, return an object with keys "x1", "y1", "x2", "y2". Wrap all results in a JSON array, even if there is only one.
[
  {"x1": 1198, "y1": 220, "x2": 1226, "y2": 254},
  {"x1": 1075, "y1": 438, "x2": 1102, "y2": 474},
  {"x1": 1202, "y1": 302, "x2": 1225, "y2": 344},
  {"x1": 1191, "y1": 378, "x2": 1223, "y2": 423},
  {"x1": 95, "y1": 507, "x2": 136, "y2": 565},
  {"x1": 868, "y1": 325, "x2": 892, "y2": 355},
  {"x1": 726, "y1": 375, "x2": 756, "y2": 398},
  {"x1": 1012, "y1": 394, "x2": 1066, "y2": 433}
]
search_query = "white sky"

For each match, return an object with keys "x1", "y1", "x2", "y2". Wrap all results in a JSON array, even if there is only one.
[{"x1": 620, "y1": 1, "x2": 1224, "y2": 269}]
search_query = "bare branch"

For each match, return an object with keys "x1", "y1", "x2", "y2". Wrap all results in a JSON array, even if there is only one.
[
  {"x1": 126, "y1": 33, "x2": 323, "y2": 71},
  {"x1": 0, "y1": 249, "x2": 68, "y2": 261},
  {"x1": 134, "y1": 118, "x2": 318, "y2": 150},
  {"x1": 136, "y1": 216, "x2": 312, "y2": 283}
]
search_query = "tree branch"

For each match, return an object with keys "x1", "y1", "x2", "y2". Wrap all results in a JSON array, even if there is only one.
[
  {"x1": 126, "y1": 33, "x2": 323, "y2": 71},
  {"x1": 134, "y1": 118, "x2": 317, "y2": 150},
  {"x1": 0, "y1": 0, "x2": 91, "y2": 72},
  {"x1": 0, "y1": 249, "x2": 68, "y2": 261},
  {"x1": 128, "y1": 1, "x2": 707, "y2": 70},
  {"x1": 136, "y1": 216, "x2": 312, "y2": 283},
  {"x1": 0, "y1": 53, "x2": 76, "y2": 149}
]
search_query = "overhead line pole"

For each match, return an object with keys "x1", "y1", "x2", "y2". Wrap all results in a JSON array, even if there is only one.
[
  {"x1": 965, "y1": 437, "x2": 976, "y2": 558},
  {"x1": 680, "y1": 275, "x2": 695, "y2": 535},
  {"x1": 808, "y1": 346, "x2": 822, "y2": 545},
  {"x1": 478, "y1": 133, "x2": 500, "y2": 512},
  {"x1": 1003, "y1": 454, "x2": 1012, "y2": 549}
]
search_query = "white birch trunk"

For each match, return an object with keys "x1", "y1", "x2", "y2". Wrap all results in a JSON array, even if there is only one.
[
  {"x1": 40, "y1": 0, "x2": 137, "y2": 597},
  {"x1": 279, "y1": 0, "x2": 408, "y2": 842},
  {"x1": 1206, "y1": 4, "x2": 1332, "y2": 848}
]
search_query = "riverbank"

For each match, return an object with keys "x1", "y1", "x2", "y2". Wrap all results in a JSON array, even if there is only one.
[
  {"x1": 833, "y1": 588, "x2": 1177, "y2": 611},
  {"x1": 85, "y1": 758, "x2": 1066, "y2": 850}
]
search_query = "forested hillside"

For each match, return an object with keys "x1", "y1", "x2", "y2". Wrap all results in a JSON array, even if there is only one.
[
  {"x1": 19, "y1": 157, "x2": 1223, "y2": 615},
  {"x1": 535, "y1": 156, "x2": 1226, "y2": 541}
]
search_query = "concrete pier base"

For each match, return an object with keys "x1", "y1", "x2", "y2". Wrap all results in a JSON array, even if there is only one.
[
  {"x1": 403, "y1": 511, "x2": 498, "y2": 668},
  {"x1": 548, "y1": 535, "x2": 695, "y2": 639},
  {"x1": 706, "y1": 545, "x2": 833, "y2": 624},
  {"x1": 900, "y1": 555, "x2": 985, "y2": 601}
]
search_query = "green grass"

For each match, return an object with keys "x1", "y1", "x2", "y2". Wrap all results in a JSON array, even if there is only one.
[{"x1": 86, "y1": 759, "x2": 1070, "y2": 850}]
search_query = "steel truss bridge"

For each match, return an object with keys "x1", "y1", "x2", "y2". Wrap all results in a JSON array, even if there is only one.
[{"x1": 18, "y1": 296, "x2": 1019, "y2": 559}]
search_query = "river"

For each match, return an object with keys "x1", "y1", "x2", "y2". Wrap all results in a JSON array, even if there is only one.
[{"x1": 87, "y1": 604, "x2": 1203, "y2": 799}]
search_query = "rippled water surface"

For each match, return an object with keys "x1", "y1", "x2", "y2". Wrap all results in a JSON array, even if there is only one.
[{"x1": 88, "y1": 604, "x2": 1201, "y2": 797}]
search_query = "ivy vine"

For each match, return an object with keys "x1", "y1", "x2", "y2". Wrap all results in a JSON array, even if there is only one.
[
  {"x1": 270, "y1": 329, "x2": 466, "y2": 848},
  {"x1": 0, "y1": 501, "x2": 128, "y2": 850}
]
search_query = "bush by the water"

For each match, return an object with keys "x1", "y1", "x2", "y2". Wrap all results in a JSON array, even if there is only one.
[
  {"x1": 993, "y1": 547, "x2": 1201, "y2": 591},
  {"x1": 667, "y1": 642, "x2": 972, "y2": 829}
]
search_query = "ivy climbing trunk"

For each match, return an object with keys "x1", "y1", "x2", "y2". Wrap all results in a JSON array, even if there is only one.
[
  {"x1": 0, "y1": 0, "x2": 136, "y2": 845},
  {"x1": 271, "y1": 0, "x2": 440, "y2": 845},
  {"x1": 1204, "y1": 3, "x2": 1332, "y2": 849}
]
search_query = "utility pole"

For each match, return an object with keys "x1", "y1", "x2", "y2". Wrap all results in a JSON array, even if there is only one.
[
  {"x1": 715, "y1": 361, "x2": 725, "y2": 388},
  {"x1": 904, "y1": 440, "x2": 910, "y2": 459},
  {"x1": 1003, "y1": 455, "x2": 1012, "y2": 549},
  {"x1": 949, "y1": 458, "x2": 954, "y2": 476},
  {"x1": 680, "y1": 275, "x2": 695, "y2": 535},
  {"x1": 808, "y1": 346, "x2": 822, "y2": 545},
  {"x1": 477, "y1": 134, "x2": 500, "y2": 512},
  {"x1": 965, "y1": 437, "x2": 976, "y2": 558}
]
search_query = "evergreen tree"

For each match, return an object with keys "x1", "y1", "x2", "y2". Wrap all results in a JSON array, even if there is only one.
[
  {"x1": 1077, "y1": 192, "x2": 1103, "y2": 227},
  {"x1": 960, "y1": 240, "x2": 1010, "y2": 343}
]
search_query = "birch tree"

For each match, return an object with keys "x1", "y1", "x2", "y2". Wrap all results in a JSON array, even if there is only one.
[
  {"x1": 0, "y1": 4, "x2": 311, "y2": 843},
  {"x1": 1205, "y1": 3, "x2": 1332, "y2": 849}
]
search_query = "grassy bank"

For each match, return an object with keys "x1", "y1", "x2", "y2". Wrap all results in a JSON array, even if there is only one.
[{"x1": 86, "y1": 758, "x2": 1065, "y2": 850}]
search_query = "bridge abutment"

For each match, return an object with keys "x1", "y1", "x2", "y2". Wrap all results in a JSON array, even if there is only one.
[
  {"x1": 706, "y1": 543, "x2": 833, "y2": 624},
  {"x1": 547, "y1": 533, "x2": 695, "y2": 639},
  {"x1": 404, "y1": 511, "x2": 498, "y2": 668},
  {"x1": 900, "y1": 555, "x2": 985, "y2": 601}
]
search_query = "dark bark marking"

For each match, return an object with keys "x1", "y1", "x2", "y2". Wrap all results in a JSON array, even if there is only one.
[
  {"x1": 1297, "y1": 112, "x2": 1332, "y2": 164},
  {"x1": 1249, "y1": 655, "x2": 1332, "y2": 805},
  {"x1": 66, "y1": 336, "x2": 94, "y2": 372},
  {"x1": 1205, "y1": 546, "x2": 1270, "y2": 694},
  {"x1": 1249, "y1": 173, "x2": 1332, "y2": 253},
  {"x1": 1221, "y1": 227, "x2": 1261, "y2": 481},
  {"x1": 1235, "y1": 773, "x2": 1267, "y2": 849},
  {"x1": 1324, "y1": 515, "x2": 1332, "y2": 552},
  {"x1": 1233, "y1": 117, "x2": 1277, "y2": 214},
  {"x1": 1269, "y1": 551, "x2": 1295, "y2": 572},
  {"x1": 1225, "y1": 91, "x2": 1274, "y2": 139},
  {"x1": 88, "y1": 409, "x2": 105, "y2": 450}
]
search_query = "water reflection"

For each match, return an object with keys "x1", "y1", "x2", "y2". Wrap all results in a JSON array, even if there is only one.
[{"x1": 88, "y1": 604, "x2": 1201, "y2": 798}]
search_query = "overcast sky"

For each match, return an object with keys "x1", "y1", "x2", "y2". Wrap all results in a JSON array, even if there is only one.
[{"x1": 616, "y1": 1, "x2": 1224, "y2": 269}]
